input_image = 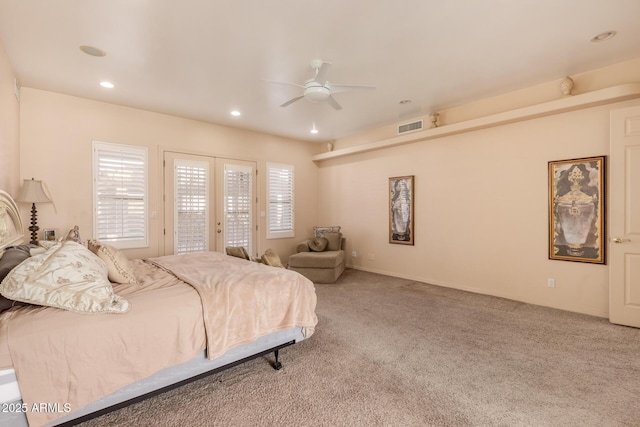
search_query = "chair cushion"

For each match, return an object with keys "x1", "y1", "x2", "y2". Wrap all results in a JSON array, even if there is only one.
[
  {"x1": 296, "y1": 241, "x2": 310, "y2": 253},
  {"x1": 324, "y1": 232, "x2": 342, "y2": 251},
  {"x1": 288, "y1": 250, "x2": 344, "y2": 269}
]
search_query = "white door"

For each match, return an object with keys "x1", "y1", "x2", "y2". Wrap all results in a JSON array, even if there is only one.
[
  {"x1": 609, "y1": 105, "x2": 640, "y2": 327},
  {"x1": 215, "y1": 158, "x2": 257, "y2": 259},
  {"x1": 163, "y1": 152, "x2": 215, "y2": 255},
  {"x1": 163, "y1": 152, "x2": 257, "y2": 257}
]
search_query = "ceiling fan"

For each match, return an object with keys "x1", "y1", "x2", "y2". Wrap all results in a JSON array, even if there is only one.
[{"x1": 265, "y1": 59, "x2": 376, "y2": 110}]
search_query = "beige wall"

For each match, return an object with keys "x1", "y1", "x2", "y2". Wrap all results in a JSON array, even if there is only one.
[
  {"x1": 318, "y1": 59, "x2": 640, "y2": 318},
  {"x1": 335, "y1": 57, "x2": 640, "y2": 150},
  {"x1": 0, "y1": 39, "x2": 20, "y2": 194},
  {"x1": 14, "y1": 55, "x2": 640, "y2": 318},
  {"x1": 19, "y1": 88, "x2": 321, "y2": 260}
]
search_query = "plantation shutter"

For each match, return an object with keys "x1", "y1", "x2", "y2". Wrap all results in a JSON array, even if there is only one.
[
  {"x1": 175, "y1": 159, "x2": 209, "y2": 254},
  {"x1": 267, "y1": 163, "x2": 294, "y2": 239},
  {"x1": 93, "y1": 141, "x2": 148, "y2": 249},
  {"x1": 224, "y1": 164, "x2": 253, "y2": 255}
]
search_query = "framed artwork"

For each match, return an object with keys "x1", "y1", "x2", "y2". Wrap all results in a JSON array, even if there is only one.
[
  {"x1": 389, "y1": 175, "x2": 414, "y2": 245},
  {"x1": 43, "y1": 229, "x2": 57, "y2": 242},
  {"x1": 548, "y1": 156, "x2": 605, "y2": 264}
]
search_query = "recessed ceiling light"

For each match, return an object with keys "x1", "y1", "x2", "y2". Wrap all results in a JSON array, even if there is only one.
[
  {"x1": 310, "y1": 123, "x2": 319, "y2": 134},
  {"x1": 230, "y1": 110, "x2": 241, "y2": 116},
  {"x1": 100, "y1": 81, "x2": 114, "y2": 89},
  {"x1": 591, "y1": 31, "x2": 616, "y2": 42},
  {"x1": 79, "y1": 45, "x2": 106, "y2": 57}
]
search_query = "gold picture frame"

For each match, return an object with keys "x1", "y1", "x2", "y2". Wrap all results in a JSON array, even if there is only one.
[
  {"x1": 389, "y1": 176, "x2": 414, "y2": 245},
  {"x1": 548, "y1": 156, "x2": 605, "y2": 264}
]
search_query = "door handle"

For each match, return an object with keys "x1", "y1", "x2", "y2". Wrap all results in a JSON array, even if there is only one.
[
  {"x1": 217, "y1": 229, "x2": 222, "y2": 234},
  {"x1": 612, "y1": 237, "x2": 629, "y2": 243}
]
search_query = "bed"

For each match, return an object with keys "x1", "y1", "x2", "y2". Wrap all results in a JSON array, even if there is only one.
[{"x1": 0, "y1": 190, "x2": 318, "y2": 427}]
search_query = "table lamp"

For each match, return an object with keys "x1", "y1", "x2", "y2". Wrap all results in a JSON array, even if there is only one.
[{"x1": 16, "y1": 178, "x2": 53, "y2": 245}]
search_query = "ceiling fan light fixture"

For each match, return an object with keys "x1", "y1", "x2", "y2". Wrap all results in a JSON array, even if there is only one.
[{"x1": 304, "y1": 85, "x2": 331, "y2": 102}]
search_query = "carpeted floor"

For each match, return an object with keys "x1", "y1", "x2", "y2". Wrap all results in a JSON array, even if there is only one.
[{"x1": 80, "y1": 268, "x2": 640, "y2": 426}]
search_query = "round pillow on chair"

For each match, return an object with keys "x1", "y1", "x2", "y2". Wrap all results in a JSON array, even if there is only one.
[
  {"x1": 309, "y1": 237, "x2": 329, "y2": 252},
  {"x1": 308, "y1": 237, "x2": 328, "y2": 252}
]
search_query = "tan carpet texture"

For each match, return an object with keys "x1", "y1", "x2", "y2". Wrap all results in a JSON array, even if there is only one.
[{"x1": 80, "y1": 268, "x2": 640, "y2": 426}]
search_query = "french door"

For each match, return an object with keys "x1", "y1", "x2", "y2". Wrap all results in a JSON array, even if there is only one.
[
  {"x1": 215, "y1": 158, "x2": 256, "y2": 258},
  {"x1": 163, "y1": 151, "x2": 256, "y2": 257}
]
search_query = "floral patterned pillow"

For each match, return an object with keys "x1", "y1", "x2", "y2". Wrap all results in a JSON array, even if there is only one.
[
  {"x1": 313, "y1": 226, "x2": 341, "y2": 238},
  {"x1": 0, "y1": 241, "x2": 130, "y2": 314}
]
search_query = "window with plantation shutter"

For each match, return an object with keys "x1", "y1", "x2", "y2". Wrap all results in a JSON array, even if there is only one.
[
  {"x1": 224, "y1": 164, "x2": 253, "y2": 255},
  {"x1": 93, "y1": 141, "x2": 148, "y2": 249},
  {"x1": 175, "y1": 159, "x2": 209, "y2": 254},
  {"x1": 266, "y1": 163, "x2": 294, "y2": 239}
]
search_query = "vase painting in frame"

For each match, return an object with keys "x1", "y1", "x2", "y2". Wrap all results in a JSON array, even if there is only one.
[
  {"x1": 548, "y1": 156, "x2": 605, "y2": 264},
  {"x1": 389, "y1": 175, "x2": 414, "y2": 245}
]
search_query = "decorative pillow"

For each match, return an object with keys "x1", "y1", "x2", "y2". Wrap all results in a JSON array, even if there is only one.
[
  {"x1": 0, "y1": 241, "x2": 130, "y2": 314},
  {"x1": 0, "y1": 245, "x2": 33, "y2": 313},
  {"x1": 308, "y1": 237, "x2": 328, "y2": 252},
  {"x1": 226, "y1": 246, "x2": 250, "y2": 260},
  {"x1": 314, "y1": 226, "x2": 341, "y2": 238},
  {"x1": 0, "y1": 296, "x2": 14, "y2": 312},
  {"x1": 0, "y1": 245, "x2": 32, "y2": 282},
  {"x1": 261, "y1": 248, "x2": 285, "y2": 268},
  {"x1": 64, "y1": 225, "x2": 82, "y2": 243},
  {"x1": 87, "y1": 240, "x2": 138, "y2": 285},
  {"x1": 324, "y1": 232, "x2": 343, "y2": 251}
]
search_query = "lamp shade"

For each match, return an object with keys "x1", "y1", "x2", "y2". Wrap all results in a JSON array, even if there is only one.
[{"x1": 16, "y1": 179, "x2": 53, "y2": 204}]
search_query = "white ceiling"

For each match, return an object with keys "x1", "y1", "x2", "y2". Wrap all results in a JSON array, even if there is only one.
[{"x1": 1, "y1": 1, "x2": 639, "y2": 143}]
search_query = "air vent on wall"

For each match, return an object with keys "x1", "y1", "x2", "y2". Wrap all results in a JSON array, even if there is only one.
[{"x1": 397, "y1": 120, "x2": 423, "y2": 135}]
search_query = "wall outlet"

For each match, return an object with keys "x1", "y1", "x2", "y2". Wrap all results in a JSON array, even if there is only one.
[
  {"x1": 547, "y1": 278, "x2": 556, "y2": 288},
  {"x1": 351, "y1": 251, "x2": 357, "y2": 258}
]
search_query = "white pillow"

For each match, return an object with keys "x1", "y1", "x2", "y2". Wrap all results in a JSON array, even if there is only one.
[{"x1": 0, "y1": 241, "x2": 130, "y2": 314}]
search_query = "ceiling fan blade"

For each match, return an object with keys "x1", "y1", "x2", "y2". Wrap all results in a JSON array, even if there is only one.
[
  {"x1": 330, "y1": 83, "x2": 376, "y2": 94},
  {"x1": 327, "y1": 95, "x2": 343, "y2": 111},
  {"x1": 280, "y1": 96, "x2": 305, "y2": 108},
  {"x1": 261, "y1": 79, "x2": 305, "y2": 89},
  {"x1": 314, "y1": 62, "x2": 331, "y2": 85}
]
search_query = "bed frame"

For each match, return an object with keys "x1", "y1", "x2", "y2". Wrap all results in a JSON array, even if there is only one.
[
  {"x1": 53, "y1": 328, "x2": 302, "y2": 426},
  {"x1": 0, "y1": 190, "x2": 307, "y2": 426},
  {"x1": 1, "y1": 328, "x2": 303, "y2": 427}
]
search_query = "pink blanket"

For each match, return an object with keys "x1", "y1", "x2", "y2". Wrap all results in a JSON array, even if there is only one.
[{"x1": 148, "y1": 251, "x2": 317, "y2": 359}]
